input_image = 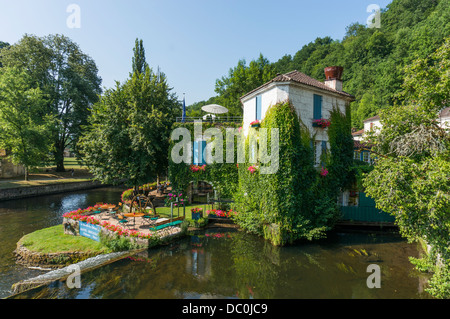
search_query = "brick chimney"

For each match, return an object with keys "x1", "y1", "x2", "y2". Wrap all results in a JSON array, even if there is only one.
[{"x1": 324, "y1": 66, "x2": 343, "y2": 92}]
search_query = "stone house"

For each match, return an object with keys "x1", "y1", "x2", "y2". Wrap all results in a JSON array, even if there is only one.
[{"x1": 240, "y1": 66, "x2": 355, "y2": 166}]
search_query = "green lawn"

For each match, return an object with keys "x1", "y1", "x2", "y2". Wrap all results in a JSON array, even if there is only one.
[
  {"x1": 62, "y1": 157, "x2": 87, "y2": 169},
  {"x1": 19, "y1": 225, "x2": 111, "y2": 254},
  {"x1": 0, "y1": 157, "x2": 93, "y2": 189},
  {"x1": 156, "y1": 204, "x2": 211, "y2": 219}
]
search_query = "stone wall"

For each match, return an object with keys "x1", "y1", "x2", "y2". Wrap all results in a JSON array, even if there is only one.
[
  {"x1": 0, "y1": 180, "x2": 105, "y2": 202},
  {"x1": 0, "y1": 158, "x2": 25, "y2": 178},
  {"x1": 14, "y1": 242, "x2": 101, "y2": 269}
]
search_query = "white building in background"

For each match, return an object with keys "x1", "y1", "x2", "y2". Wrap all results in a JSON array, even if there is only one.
[
  {"x1": 355, "y1": 106, "x2": 450, "y2": 143},
  {"x1": 240, "y1": 67, "x2": 355, "y2": 166},
  {"x1": 438, "y1": 107, "x2": 450, "y2": 129}
]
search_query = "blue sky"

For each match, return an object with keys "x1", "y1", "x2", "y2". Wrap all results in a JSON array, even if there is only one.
[{"x1": 0, "y1": 0, "x2": 392, "y2": 105}]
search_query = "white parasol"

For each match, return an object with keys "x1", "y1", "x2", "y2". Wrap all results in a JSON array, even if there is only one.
[{"x1": 201, "y1": 104, "x2": 229, "y2": 114}]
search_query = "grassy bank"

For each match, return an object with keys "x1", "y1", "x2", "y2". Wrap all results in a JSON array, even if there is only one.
[
  {"x1": 19, "y1": 225, "x2": 111, "y2": 255},
  {"x1": 0, "y1": 158, "x2": 93, "y2": 190}
]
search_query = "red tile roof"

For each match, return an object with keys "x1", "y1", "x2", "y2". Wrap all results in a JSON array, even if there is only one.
[
  {"x1": 241, "y1": 70, "x2": 355, "y2": 101},
  {"x1": 352, "y1": 129, "x2": 364, "y2": 136},
  {"x1": 363, "y1": 115, "x2": 380, "y2": 123}
]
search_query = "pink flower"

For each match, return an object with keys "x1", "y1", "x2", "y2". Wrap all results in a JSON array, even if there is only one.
[
  {"x1": 248, "y1": 165, "x2": 257, "y2": 174},
  {"x1": 320, "y1": 167, "x2": 329, "y2": 177}
]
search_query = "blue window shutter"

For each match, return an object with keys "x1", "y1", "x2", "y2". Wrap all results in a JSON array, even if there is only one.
[
  {"x1": 193, "y1": 141, "x2": 199, "y2": 165},
  {"x1": 313, "y1": 94, "x2": 322, "y2": 120},
  {"x1": 193, "y1": 141, "x2": 207, "y2": 165},
  {"x1": 200, "y1": 141, "x2": 206, "y2": 165},
  {"x1": 256, "y1": 96, "x2": 262, "y2": 121}
]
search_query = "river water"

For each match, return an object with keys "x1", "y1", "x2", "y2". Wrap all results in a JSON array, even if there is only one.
[{"x1": 0, "y1": 187, "x2": 432, "y2": 299}]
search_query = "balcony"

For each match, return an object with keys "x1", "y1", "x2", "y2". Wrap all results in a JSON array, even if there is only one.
[{"x1": 175, "y1": 116, "x2": 243, "y2": 124}]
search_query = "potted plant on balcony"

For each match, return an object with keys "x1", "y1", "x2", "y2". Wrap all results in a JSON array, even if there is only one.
[{"x1": 312, "y1": 119, "x2": 331, "y2": 128}]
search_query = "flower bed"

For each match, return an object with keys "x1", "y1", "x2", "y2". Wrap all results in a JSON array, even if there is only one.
[
  {"x1": 207, "y1": 209, "x2": 238, "y2": 219},
  {"x1": 62, "y1": 204, "x2": 155, "y2": 241},
  {"x1": 165, "y1": 192, "x2": 187, "y2": 207}
]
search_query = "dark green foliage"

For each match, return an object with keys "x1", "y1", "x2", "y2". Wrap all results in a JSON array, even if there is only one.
[
  {"x1": 79, "y1": 40, "x2": 180, "y2": 188},
  {"x1": 363, "y1": 39, "x2": 450, "y2": 298},
  {"x1": 203, "y1": 0, "x2": 449, "y2": 129},
  {"x1": 0, "y1": 34, "x2": 102, "y2": 171},
  {"x1": 326, "y1": 103, "x2": 354, "y2": 192},
  {"x1": 0, "y1": 41, "x2": 10, "y2": 67},
  {"x1": 233, "y1": 101, "x2": 348, "y2": 246},
  {"x1": 214, "y1": 54, "x2": 277, "y2": 116},
  {"x1": 131, "y1": 38, "x2": 148, "y2": 76}
]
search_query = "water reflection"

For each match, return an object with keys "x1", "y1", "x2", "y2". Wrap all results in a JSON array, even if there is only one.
[
  {"x1": 11, "y1": 228, "x2": 431, "y2": 299},
  {"x1": 0, "y1": 186, "x2": 432, "y2": 299}
]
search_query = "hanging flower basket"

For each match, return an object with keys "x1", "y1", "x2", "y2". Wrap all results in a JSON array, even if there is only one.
[
  {"x1": 250, "y1": 120, "x2": 261, "y2": 128},
  {"x1": 312, "y1": 119, "x2": 331, "y2": 128}
]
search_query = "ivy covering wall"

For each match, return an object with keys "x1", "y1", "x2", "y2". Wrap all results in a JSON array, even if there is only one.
[
  {"x1": 169, "y1": 100, "x2": 354, "y2": 246},
  {"x1": 168, "y1": 122, "x2": 241, "y2": 200},
  {"x1": 233, "y1": 101, "x2": 351, "y2": 246}
]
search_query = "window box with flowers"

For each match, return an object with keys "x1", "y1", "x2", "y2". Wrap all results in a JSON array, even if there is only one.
[
  {"x1": 312, "y1": 119, "x2": 331, "y2": 128},
  {"x1": 250, "y1": 120, "x2": 261, "y2": 128}
]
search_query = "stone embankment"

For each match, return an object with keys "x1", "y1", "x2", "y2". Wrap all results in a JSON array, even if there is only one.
[{"x1": 0, "y1": 180, "x2": 106, "y2": 202}]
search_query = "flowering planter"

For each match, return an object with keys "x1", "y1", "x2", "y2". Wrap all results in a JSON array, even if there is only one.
[
  {"x1": 192, "y1": 212, "x2": 202, "y2": 220},
  {"x1": 250, "y1": 121, "x2": 261, "y2": 128},
  {"x1": 312, "y1": 119, "x2": 331, "y2": 129}
]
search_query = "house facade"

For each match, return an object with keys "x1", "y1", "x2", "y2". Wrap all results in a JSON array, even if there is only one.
[{"x1": 240, "y1": 67, "x2": 355, "y2": 166}]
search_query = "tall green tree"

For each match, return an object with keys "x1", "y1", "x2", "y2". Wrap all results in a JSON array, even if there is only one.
[
  {"x1": 131, "y1": 38, "x2": 148, "y2": 76},
  {"x1": 0, "y1": 41, "x2": 10, "y2": 67},
  {"x1": 215, "y1": 54, "x2": 276, "y2": 116},
  {"x1": 79, "y1": 43, "x2": 180, "y2": 188},
  {"x1": 363, "y1": 38, "x2": 450, "y2": 298},
  {"x1": 0, "y1": 34, "x2": 102, "y2": 172},
  {"x1": 0, "y1": 67, "x2": 54, "y2": 180}
]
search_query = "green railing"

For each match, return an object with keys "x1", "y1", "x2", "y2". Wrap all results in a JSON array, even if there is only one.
[{"x1": 340, "y1": 206, "x2": 395, "y2": 223}]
